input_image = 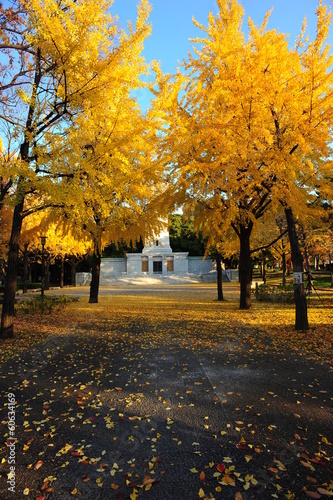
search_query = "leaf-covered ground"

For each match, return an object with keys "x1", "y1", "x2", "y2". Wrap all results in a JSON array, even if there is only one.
[{"x1": 0, "y1": 284, "x2": 332, "y2": 499}]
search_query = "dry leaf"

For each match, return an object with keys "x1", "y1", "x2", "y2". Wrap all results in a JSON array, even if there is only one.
[
  {"x1": 301, "y1": 461, "x2": 315, "y2": 471},
  {"x1": 217, "y1": 463, "x2": 225, "y2": 473},
  {"x1": 304, "y1": 492, "x2": 321, "y2": 499}
]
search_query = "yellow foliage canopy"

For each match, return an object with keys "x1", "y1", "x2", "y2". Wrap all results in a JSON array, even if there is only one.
[{"x1": 153, "y1": 0, "x2": 333, "y2": 246}]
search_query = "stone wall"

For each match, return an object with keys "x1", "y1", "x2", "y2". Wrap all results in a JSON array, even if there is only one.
[
  {"x1": 224, "y1": 269, "x2": 239, "y2": 282},
  {"x1": 75, "y1": 272, "x2": 92, "y2": 286},
  {"x1": 97, "y1": 255, "x2": 239, "y2": 283},
  {"x1": 126, "y1": 252, "x2": 189, "y2": 276},
  {"x1": 100, "y1": 258, "x2": 127, "y2": 278},
  {"x1": 188, "y1": 256, "x2": 216, "y2": 275}
]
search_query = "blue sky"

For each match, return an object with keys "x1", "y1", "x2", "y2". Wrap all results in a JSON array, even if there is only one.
[
  {"x1": 112, "y1": 0, "x2": 332, "y2": 109},
  {"x1": 1, "y1": 0, "x2": 330, "y2": 110},
  {"x1": 113, "y1": 0, "x2": 331, "y2": 74}
]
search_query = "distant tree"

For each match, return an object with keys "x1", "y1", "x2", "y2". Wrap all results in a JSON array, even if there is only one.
[
  {"x1": 103, "y1": 238, "x2": 144, "y2": 258},
  {"x1": 20, "y1": 208, "x2": 91, "y2": 290},
  {"x1": 169, "y1": 215, "x2": 206, "y2": 255}
]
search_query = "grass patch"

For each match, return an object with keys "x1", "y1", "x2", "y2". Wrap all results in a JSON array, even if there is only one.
[
  {"x1": 312, "y1": 275, "x2": 333, "y2": 289},
  {"x1": 15, "y1": 294, "x2": 78, "y2": 315},
  {"x1": 255, "y1": 283, "x2": 294, "y2": 303}
]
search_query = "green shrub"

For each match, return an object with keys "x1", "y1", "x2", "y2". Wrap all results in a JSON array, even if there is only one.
[
  {"x1": 255, "y1": 284, "x2": 294, "y2": 303},
  {"x1": 15, "y1": 294, "x2": 77, "y2": 315},
  {"x1": 0, "y1": 282, "x2": 42, "y2": 293},
  {"x1": 18, "y1": 282, "x2": 42, "y2": 290}
]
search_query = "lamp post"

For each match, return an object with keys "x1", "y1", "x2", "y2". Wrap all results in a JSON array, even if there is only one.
[{"x1": 40, "y1": 236, "x2": 47, "y2": 299}]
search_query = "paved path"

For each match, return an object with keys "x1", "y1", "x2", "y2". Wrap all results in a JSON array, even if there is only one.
[
  {"x1": 17, "y1": 282, "x2": 241, "y2": 302},
  {"x1": 0, "y1": 287, "x2": 332, "y2": 499}
]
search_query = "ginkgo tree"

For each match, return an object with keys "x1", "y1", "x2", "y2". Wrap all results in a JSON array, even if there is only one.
[
  {"x1": 41, "y1": 223, "x2": 91, "y2": 289},
  {"x1": 0, "y1": 133, "x2": 17, "y2": 213},
  {"x1": 0, "y1": 0, "x2": 154, "y2": 337},
  {"x1": 20, "y1": 209, "x2": 91, "y2": 290},
  {"x1": 152, "y1": 0, "x2": 333, "y2": 329},
  {"x1": 299, "y1": 202, "x2": 333, "y2": 287},
  {"x1": 63, "y1": 90, "x2": 164, "y2": 304},
  {"x1": 266, "y1": 0, "x2": 333, "y2": 328},
  {"x1": 0, "y1": 205, "x2": 12, "y2": 271}
]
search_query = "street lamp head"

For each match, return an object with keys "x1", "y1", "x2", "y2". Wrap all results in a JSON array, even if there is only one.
[{"x1": 40, "y1": 236, "x2": 47, "y2": 246}]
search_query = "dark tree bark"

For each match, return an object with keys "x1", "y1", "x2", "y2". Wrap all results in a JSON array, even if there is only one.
[
  {"x1": 0, "y1": 198, "x2": 25, "y2": 338},
  {"x1": 89, "y1": 239, "x2": 101, "y2": 304},
  {"x1": 285, "y1": 207, "x2": 309, "y2": 330},
  {"x1": 23, "y1": 243, "x2": 29, "y2": 294},
  {"x1": 0, "y1": 49, "x2": 41, "y2": 338},
  {"x1": 304, "y1": 246, "x2": 311, "y2": 276},
  {"x1": 70, "y1": 256, "x2": 76, "y2": 286},
  {"x1": 239, "y1": 222, "x2": 253, "y2": 310},
  {"x1": 216, "y1": 252, "x2": 223, "y2": 301},
  {"x1": 304, "y1": 244, "x2": 313, "y2": 294},
  {"x1": 282, "y1": 251, "x2": 287, "y2": 286},
  {"x1": 315, "y1": 255, "x2": 320, "y2": 271},
  {"x1": 60, "y1": 256, "x2": 64, "y2": 288},
  {"x1": 329, "y1": 253, "x2": 333, "y2": 288},
  {"x1": 261, "y1": 253, "x2": 267, "y2": 284},
  {"x1": 28, "y1": 263, "x2": 32, "y2": 283},
  {"x1": 44, "y1": 258, "x2": 50, "y2": 291}
]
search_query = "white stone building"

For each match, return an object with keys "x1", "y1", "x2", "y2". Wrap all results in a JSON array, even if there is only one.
[
  {"x1": 98, "y1": 227, "x2": 220, "y2": 282},
  {"x1": 126, "y1": 228, "x2": 189, "y2": 276}
]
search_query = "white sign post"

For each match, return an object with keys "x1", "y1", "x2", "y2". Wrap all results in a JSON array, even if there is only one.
[{"x1": 293, "y1": 272, "x2": 303, "y2": 285}]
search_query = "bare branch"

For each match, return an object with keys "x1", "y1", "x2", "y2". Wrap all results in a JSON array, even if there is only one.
[{"x1": 250, "y1": 228, "x2": 288, "y2": 255}]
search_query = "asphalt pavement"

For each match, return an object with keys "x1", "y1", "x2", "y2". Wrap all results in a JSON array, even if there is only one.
[{"x1": 0, "y1": 286, "x2": 332, "y2": 499}]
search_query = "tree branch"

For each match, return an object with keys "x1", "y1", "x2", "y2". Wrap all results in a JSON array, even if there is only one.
[
  {"x1": 22, "y1": 202, "x2": 65, "y2": 219},
  {"x1": 231, "y1": 221, "x2": 240, "y2": 238},
  {"x1": 250, "y1": 228, "x2": 288, "y2": 255}
]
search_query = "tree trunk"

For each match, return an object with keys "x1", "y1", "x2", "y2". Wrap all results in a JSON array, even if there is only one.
[
  {"x1": 304, "y1": 246, "x2": 310, "y2": 275},
  {"x1": 304, "y1": 245, "x2": 312, "y2": 294},
  {"x1": 23, "y1": 243, "x2": 29, "y2": 294},
  {"x1": 285, "y1": 207, "x2": 309, "y2": 330},
  {"x1": 261, "y1": 254, "x2": 267, "y2": 284},
  {"x1": 89, "y1": 239, "x2": 101, "y2": 304},
  {"x1": 60, "y1": 256, "x2": 64, "y2": 288},
  {"x1": 0, "y1": 198, "x2": 25, "y2": 338},
  {"x1": 239, "y1": 223, "x2": 253, "y2": 310},
  {"x1": 45, "y1": 258, "x2": 50, "y2": 291},
  {"x1": 216, "y1": 252, "x2": 223, "y2": 301},
  {"x1": 1, "y1": 48, "x2": 41, "y2": 337},
  {"x1": 315, "y1": 255, "x2": 320, "y2": 271},
  {"x1": 70, "y1": 256, "x2": 76, "y2": 286},
  {"x1": 329, "y1": 253, "x2": 333, "y2": 288},
  {"x1": 282, "y1": 251, "x2": 287, "y2": 286}
]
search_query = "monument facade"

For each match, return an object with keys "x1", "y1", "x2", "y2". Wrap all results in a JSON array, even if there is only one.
[
  {"x1": 97, "y1": 224, "x2": 229, "y2": 283},
  {"x1": 126, "y1": 228, "x2": 189, "y2": 276}
]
